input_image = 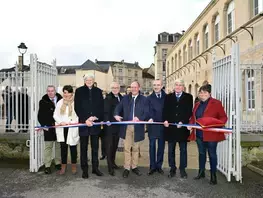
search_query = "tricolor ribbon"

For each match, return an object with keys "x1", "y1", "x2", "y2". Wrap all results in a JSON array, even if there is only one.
[{"x1": 35, "y1": 121, "x2": 232, "y2": 133}]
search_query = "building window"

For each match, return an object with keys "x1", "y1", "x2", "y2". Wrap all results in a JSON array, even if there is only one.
[
  {"x1": 162, "y1": 49, "x2": 167, "y2": 59},
  {"x1": 174, "y1": 54, "x2": 178, "y2": 71},
  {"x1": 214, "y1": 15, "x2": 220, "y2": 43},
  {"x1": 119, "y1": 77, "x2": 123, "y2": 84},
  {"x1": 247, "y1": 70, "x2": 255, "y2": 110},
  {"x1": 162, "y1": 61, "x2": 166, "y2": 72},
  {"x1": 162, "y1": 35, "x2": 168, "y2": 42},
  {"x1": 167, "y1": 61, "x2": 170, "y2": 76},
  {"x1": 188, "y1": 40, "x2": 193, "y2": 60},
  {"x1": 254, "y1": 0, "x2": 263, "y2": 15},
  {"x1": 128, "y1": 69, "x2": 131, "y2": 76},
  {"x1": 119, "y1": 68, "x2": 123, "y2": 74},
  {"x1": 227, "y1": 1, "x2": 235, "y2": 34},
  {"x1": 196, "y1": 34, "x2": 200, "y2": 56},
  {"x1": 134, "y1": 71, "x2": 138, "y2": 77},
  {"x1": 183, "y1": 45, "x2": 187, "y2": 64},
  {"x1": 171, "y1": 57, "x2": 174, "y2": 73},
  {"x1": 128, "y1": 78, "x2": 131, "y2": 85},
  {"x1": 178, "y1": 50, "x2": 182, "y2": 68},
  {"x1": 204, "y1": 25, "x2": 209, "y2": 50}
]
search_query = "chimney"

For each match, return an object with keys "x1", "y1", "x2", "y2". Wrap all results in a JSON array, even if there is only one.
[
  {"x1": 182, "y1": 30, "x2": 185, "y2": 35},
  {"x1": 95, "y1": 59, "x2": 98, "y2": 63}
]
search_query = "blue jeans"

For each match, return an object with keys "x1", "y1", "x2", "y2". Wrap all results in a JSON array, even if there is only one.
[
  {"x1": 168, "y1": 141, "x2": 187, "y2": 170},
  {"x1": 196, "y1": 137, "x2": 218, "y2": 173},
  {"x1": 149, "y1": 137, "x2": 165, "y2": 170}
]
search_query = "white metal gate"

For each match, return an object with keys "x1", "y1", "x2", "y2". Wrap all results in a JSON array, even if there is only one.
[
  {"x1": 212, "y1": 43, "x2": 242, "y2": 182},
  {"x1": 29, "y1": 54, "x2": 57, "y2": 172}
]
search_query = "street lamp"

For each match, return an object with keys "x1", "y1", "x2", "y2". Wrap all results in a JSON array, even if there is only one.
[{"x1": 18, "y1": 42, "x2": 27, "y2": 87}]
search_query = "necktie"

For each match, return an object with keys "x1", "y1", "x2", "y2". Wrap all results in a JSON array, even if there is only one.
[
  {"x1": 176, "y1": 94, "x2": 180, "y2": 102},
  {"x1": 157, "y1": 94, "x2": 161, "y2": 99},
  {"x1": 51, "y1": 98, "x2": 55, "y2": 106},
  {"x1": 129, "y1": 97, "x2": 135, "y2": 120}
]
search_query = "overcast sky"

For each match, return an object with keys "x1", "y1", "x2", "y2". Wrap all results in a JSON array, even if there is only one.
[{"x1": 0, "y1": 0, "x2": 210, "y2": 69}]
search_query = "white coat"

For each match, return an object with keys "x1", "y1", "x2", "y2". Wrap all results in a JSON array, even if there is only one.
[{"x1": 53, "y1": 99, "x2": 79, "y2": 146}]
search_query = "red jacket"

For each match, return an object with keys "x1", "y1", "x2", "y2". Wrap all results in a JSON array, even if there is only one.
[{"x1": 188, "y1": 97, "x2": 228, "y2": 142}]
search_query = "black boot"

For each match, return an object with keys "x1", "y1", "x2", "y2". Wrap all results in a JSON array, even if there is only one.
[
  {"x1": 209, "y1": 172, "x2": 217, "y2": 185},
  {"x1": 194, "y1": 169, "x2": 205, "y2": 180}
]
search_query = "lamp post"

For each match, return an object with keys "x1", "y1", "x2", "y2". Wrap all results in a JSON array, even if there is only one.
[{"x1": 18, "y1": 42, "x2": 27, "y2": 86}]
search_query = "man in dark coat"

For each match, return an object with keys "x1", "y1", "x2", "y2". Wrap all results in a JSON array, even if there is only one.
[
  {"x1": 37, "y1": 85, "x2": 62, "y2": 174},
  {"x1": 74, "y1": 73, "x2": 104, "y2": 179},
  {"x1": 104, "y1": 82, "x2": 123, "y2": 176},
  {"x1": 147, "y1": 79, "x2": 166, "y2": 175},
  {"x1": 114, "y1": 81, "x2": 149, "y2": 178},
  {"x1": 163, "y1": 79, "x2": 193, "y2": 178}
]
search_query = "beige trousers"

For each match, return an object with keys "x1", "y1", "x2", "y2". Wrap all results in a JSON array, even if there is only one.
[
  {"x1": 123, "y1": 126, "x2": 142, "y2": 170},
  {"x1": 44, "y1": 141, "x2": 61, "y2": 167}
]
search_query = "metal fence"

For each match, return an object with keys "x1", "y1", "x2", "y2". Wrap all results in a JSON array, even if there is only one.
[
  {"x1": 29, "y1": 54, "x2": 57, "y2": 172},
  {"x1": 0, "y1": 70, "x2": 31, "y2": 133},
  {"x1": 212, "y1": 43, "x2": 242, "y2": 182}
]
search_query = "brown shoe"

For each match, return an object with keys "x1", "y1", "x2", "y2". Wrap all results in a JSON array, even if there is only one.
[
  {"x1": 71, "y1": 164, "x2": 77, "y2": 175},
  {"x1": 59, "y1": 164, "x2": 67, "y2": 175}
]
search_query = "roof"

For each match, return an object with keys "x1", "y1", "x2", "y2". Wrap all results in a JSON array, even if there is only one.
[
  {"x1": 57, "y1": 65, "x2": 80, "y2": 74},
  {"x1": 96, "y1": 60, "x2": 142, "y2": 70},
  {"x1": 81, "y1": 59, "x2": 106, "y2": 72},
  {"x1": 142, "y1": 70, "x2": 154, "y2": 79},
  {"x1": 0, "y1": 65, "x2": 30, "y2": 72}
]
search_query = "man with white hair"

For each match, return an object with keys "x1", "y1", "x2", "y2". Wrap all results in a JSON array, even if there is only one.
[
  {"x1": 163, "y1": 79, "x2": 193, "y2": 179},
  {"x1": 104, "y1": 82, "x2": 123, "y2": 176},
  {"x1": 74, "y1": 73, "x2": 104, "y2": 179}
]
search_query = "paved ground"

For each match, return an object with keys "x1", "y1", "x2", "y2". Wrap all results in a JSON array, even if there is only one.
[{"x1": 0, "y1": 166, "x2": 263, "y2": 198}]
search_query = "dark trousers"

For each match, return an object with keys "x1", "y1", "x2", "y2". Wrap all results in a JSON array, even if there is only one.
[
  {"x1": 106, "y1": 132, "x2": 119, "y2": 171},
  {"x1": 149, "y1": 137, "x2": 165, "y2": 170},
  {"x1": 60, "y1": 128, "x2": 77, "y2": 164},
  {"x1": 6, "y1": 111, "x2": 12, "y2": 129},
  {"x1": 99, "y1": 129, "x2": 106, "y2": 156},
  {"x1": 196, "y1": 137, "x2": 218, "y2": 173},
  {"x1": 168, "y1": 141, "x2": 187, "y2": 170},
  {"x1": 80, "y1": 135, "x2": 99, "y2": 171}
]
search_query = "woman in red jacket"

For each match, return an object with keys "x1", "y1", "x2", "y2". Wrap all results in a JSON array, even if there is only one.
[{"x1": 188, "y1": 84, "x2": 227, "y2": 185}]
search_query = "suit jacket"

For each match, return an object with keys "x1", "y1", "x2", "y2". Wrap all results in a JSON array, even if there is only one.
[
  {"x1": 74, "y1": 85, "x2": 104, "y2": 136},
  {"x1": 104, "y1": 92, "x2": 123, "y2": 134},
  {"x1": 147, "y1": 90, "x2": 166, "y2": 139},
  {"x1": 189, "y1": 97, "x2": 228, "y2": 142},
  {"x1": 163, "y1": 92, "x2": 193, "y2": 142},
  {"x1": 114, "y1": 94, "x2": 150, "y2": 142},
  {"x1": 37, "y1": 93, "x2": 62, "y2": 141}
]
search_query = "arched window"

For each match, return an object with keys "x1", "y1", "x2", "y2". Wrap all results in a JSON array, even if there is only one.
[
  {"x1": 196, "y1": 34, "x2": 200, "y2": 55},
  {"x1": 188, "y1": 84, "x2": 192, "y2": 94},
  {"x1": 174, "y1": 54, "x2": 178, "y2": 71},
  {"x1": 178, "y1": 50, "x2": 182, "y2": 68},
  {"x1": 171, "y1": 57, "x2": 174, "y2": 73},
  {"x1": 204, "y1": 24, "x2": 209, "y2": 50},
  {"x1": 183, "y1": 45, "x2": 187, "y2": 64},
  {"x1": 227, "y1": 1, "x2": 235, "y2": 34},
  {"x1": 188, "y1": 40, "x2": 193, "y2": 60},
  {"x1": 214, "y1": 15, "x2": 220, "y2": 42}
]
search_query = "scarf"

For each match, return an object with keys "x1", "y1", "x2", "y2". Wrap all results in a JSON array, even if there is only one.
[{"x1": 60, "y1": 96, "x2": 74, "y2": 116}]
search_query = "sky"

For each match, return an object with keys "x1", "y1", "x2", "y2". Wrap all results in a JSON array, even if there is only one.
[{"x1": 0, "y1": 0, "x2": 210, "y2": 69}]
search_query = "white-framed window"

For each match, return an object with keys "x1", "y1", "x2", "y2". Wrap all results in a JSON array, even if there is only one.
[
  {"x1": 204, "y1": 25, "x2": 209, "y2": 50},
  {"x1": 227, "y1": 1, "x2": 235, "y2": 34},
  {"x1": 254, "y1": 0, "x2": 263, "y2": 15},
  {"x1": 174, "y1": 54, "x2": 178, "y2": 71},
  {"x1": 162, "y1": 35, "x2": 168, "y2": 42},
  {"x1": 188, "y1": 40, "x2": 193, "y2": 60},
  {"x1": 162, "y1": 49, "x2": 168, "y2": 59},
  {"x1": 246, "y1": 70, "x2": 255, "y2": 110},
  {"x1": 183, "y1": 45, "x2": 187, "y2": 64},
  {"x1": 171, "y1": 57, "x2": 174, "y2": 73},
  {"x1": 196, "y1": 34, "x2": 200, "y2": 55},
  {"x1": 178, "y1": 51, "x2": 182, "y2": 68},
  {"x1": 134, "y1": 70, "x2": 138, "y2": 77},
  {"x1": 119, "y1": 68, "x2": 122, "y2": 74},
  {"x1": 128, "y1": 78, "x2": 132, "y2": 85},
  {"x1": 119, "y1": 77, "x2": 123, "y2": 84},
  {"x1": 214, "y1": 15, "x2": 220, "y2": 43}
]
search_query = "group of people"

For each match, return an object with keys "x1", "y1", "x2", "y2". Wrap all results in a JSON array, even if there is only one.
[{"x1": 37, "y1": 74, "x2": 227, "y2": 185}]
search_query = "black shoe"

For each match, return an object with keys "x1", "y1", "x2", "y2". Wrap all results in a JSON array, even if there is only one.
[
  {"x1": 194, "y1": 169, "x2": 205, "y2": 180},
  {"x1": 92, "y1": 169, "x2": 104, "y2": 176},
  {"x1": 132, "y1": 168, "x2": 142, "y2": 176},
  {"x1": 82, "y1": 171, "x2": 89, "y2": 179},
  {"x1": 157, "y1": 168, "x2": 164, "y2": 174},
  {"x1": 44, "y1": 167, "x2": 51, "y2": 174},
  {"x1": 113, "y1": 164, "x2": 121, "y2": 169},
  {"x1": 210, "y1": 172, "x2": 217, "y2": 185},
  {"x1": 55, "y1": 164, "x2": 61, "y2": 171},
  {"x1": 180, "y1": 169, "x2": 188, "y2": 179},
  {"x1": 109, "y1": 169, "x2": 115, "y2": 176},
  {"x1": 123, "y1": 169, "x2": 130, "y2": 178},
  {"x1": 100, "y1": 156, "x2": 106, "y2": 160},
  {"x1": 168, "y1": 168, "x2": 176, "y2": 178},
  {"x1": 147, "y1": 169, "x2": 156, "y2": 176}
]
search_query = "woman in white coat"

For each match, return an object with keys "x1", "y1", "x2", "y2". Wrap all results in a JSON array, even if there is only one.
[{"x1": 53, "y1": 85, "x2": 79, "y2": 175}]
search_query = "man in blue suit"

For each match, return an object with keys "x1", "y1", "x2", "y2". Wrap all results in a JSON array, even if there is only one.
[
  {"x1": 114, "y1": 81, "x2": 149, "y2": 178},
  {"x1": 147, "y1": 79, "x2": 166, "y2": 175}
]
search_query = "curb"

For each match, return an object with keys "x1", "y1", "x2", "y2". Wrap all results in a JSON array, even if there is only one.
[{"x1": 247, "y1": 164, "x2": 263, "y2": 177}]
